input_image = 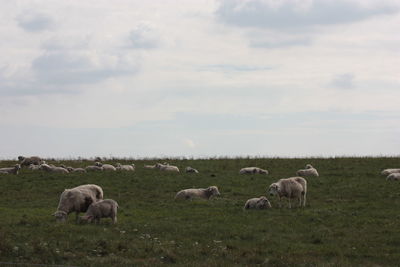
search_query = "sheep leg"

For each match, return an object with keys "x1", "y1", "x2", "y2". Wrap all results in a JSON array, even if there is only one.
[
  {"x1": 302, "y1": 192, "x2": 306, "y2": 207},
  {"x1": 112, "y1": 216, "x2": 117, "y2": 224}
]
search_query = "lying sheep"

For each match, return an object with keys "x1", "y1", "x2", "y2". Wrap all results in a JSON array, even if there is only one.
[
  {"x1": 144, "y1": 164, "x2": 156, "y2": 169},
  {"x1": 0, "y1": 164, "x2": 21, "y2": 175},
  {"x1": 66, "y1": 167, "x2": 87, "y2": 173},
  {"x1": 175, "y1": 186, "x2": 220, "y2": 200},
  {"x1": 28, "y1": 164, "x2": 41, "y2": 170},
  {"x1": 268, "y1": 177, "x2": 307, "y2": 208},
  {"x1": 79, "y1": 199, "x2": 119, "y2": 224},
  {"x1": 116, "y1": 163, "x2": 135, "y2": 171},
  {"x1": 53, "y1": 184, "x2": 104, "y2": 222},
  {"x1": 156, "y1": 163, "x2": 180, "y2": 172},
  {"x1": 95, "y1": 162, "x2": 116, "y2": 171},
  {"x1": 243, "y1": 196, "x2": 272, "y2": 210},
  {"x1": 381, "y1": 169, "x2": 400, "y2": 176},
  {"x1": 387, "y1": 173, "x2": 400, "y2": 181},
  {"x1": 85, "y1": 165, "x2": 103, "y2": 172},
  {"x1": 296, "y1": 165, "x2": 319, "y2": 177},
  {"x1": 40, "y1": 164, "x2": 69, "y2": 174},
  {"x1": 239, "y1": 167, "x2": 268, "y2": 175},
  {"x1": 19, "y1": 156, "x2": 44, "y2": 167},
  {"x1": 185, "y1": 166, "x2": 199, "y2": 173}
]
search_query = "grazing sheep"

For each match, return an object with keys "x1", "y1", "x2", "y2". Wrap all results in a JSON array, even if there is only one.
[
  {"x1": 53, "y1": 184, "x2": 104, "y2": 223},
  {"x1": 268, "y1": 177, "x2": 307, "y2": 208},
  {"x1": 39, "y1": 164, "x2": 69, "y2": 174},
  {"x1": 95, "y1": 162, "x2": 116, "y2": 171},
  {"x1": 381, "y1": 169, "x2": 400, "y2": 176},
  {"x1": 19, "y1": 156, "x2": 44, "y2": 167},
  {"x1": 185, "y1": 166, "x2": 199, "y2": 173},
  {"x1": 116, "y1": 163, "x2": 135, "y2": 171},
  {"x1": 156, "y1": 163, "x2": 180, "y2": 172},
  {"x1": 79, "y1": 199, "x2": 119, "y2": 224},
  {"x1": 85, "y1": 165, "x2": 103, "y2": 172},
  {"x1": 387, "y1": 173, "x2": 400, "y2": 181},
  {"x1": 144, "y1": 164, "x2": 156, "y2": 169},
  {"x1": 0, "y1": 164, "x2": 21, "y2": 175},
  {"x1": 243, "y1": 196, "x2": 272, "y2": 210},
  {"x1": 296, "y1": 165, "x2": 319, "y2": 177},
  {"x1": 239, "y1": 167, "x2": 269, "y2": 175},
  {"x1": 175, "y1": 186, "x2": 220, "y2": 200},
  {"x1": 66, "y1": 167, "x2": 87, "y2": 173}
]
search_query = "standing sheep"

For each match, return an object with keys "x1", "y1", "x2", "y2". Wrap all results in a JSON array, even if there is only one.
[
  {"x1": 79, "y1": 199, "x2": 119, "y2": 224},
  {"x1": 239, "y1": 167, "x2": 269, "y2": 175},
  {"x1": 268, "y1": 177, "x2": 307, "y2": 208},
  {"x1": 53, "y1": 184, "x2": 104, "y2": 222},
  {"x1": 0, "y1": 164, "x2": 21, "y2": 175},
  {"x1": 243, "y1": 196, "x2": 272, "y2": 210},
  {"x1": 296, "y1": 164, "x2": 319, "y2": 177},
  {"x1": 175, "y1": 186, "x2": 220, "y2": 200}
]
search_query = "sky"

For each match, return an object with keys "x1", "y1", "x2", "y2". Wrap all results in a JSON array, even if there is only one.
[{"x1": 0, "y1": 0, "x2": 399, "y2": 159}]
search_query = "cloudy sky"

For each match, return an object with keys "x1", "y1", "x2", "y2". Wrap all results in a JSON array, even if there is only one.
[{"x1": 1, "y1": 0, "x2": 399, "y2": 159}]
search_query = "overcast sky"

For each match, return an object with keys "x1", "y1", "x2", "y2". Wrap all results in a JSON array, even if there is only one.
[{"x1": 1, "y1": 0, "x2": 399, "y2": 159}]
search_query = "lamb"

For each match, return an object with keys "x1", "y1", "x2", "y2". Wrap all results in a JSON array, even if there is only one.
[
  {"x1": 386, "y1": 173, "x2": 400, "y2": 181},
  {"x1": 239, "y1": 167, "x2": 269, "y2": 175},
  {"x1": 79, "y1": 199, "x2": 119, "y2": 224},
  {"x1": 381, "y1": 169, "x2": 400, "y2": 176},
  {"x1": 85, "y1": 165, "x2": 103, "y2": 172},
  {"x1": 185, "y1": 166, "x2": 199, "y2": 173},
  {"x1": 116, "y1": 163, "x2": 135, "y2": 171},
  {"x1": 296, "y1": 164, "x2": 319, "y2": 177},
  {"x1": 95, "y1": 162, "x2": 116, "y2": 171},
  {"x1": 53, "y1": 184, "x2": 104, "y2": 222},
  {"x1": 268, "y1": 177, "x2": 307, "y2": 208},
  {"x1": 175, "y1": 186, "x2": 220, "y2": 200},
  {"x1": 66, "y1": 167, "x2": 87, "y2": 173},
  {"x1": 19, "y1": 156, "x2": 44, "y2": 167},
  {"x1": 39, "y1": 164, "x2": 69, "y2": 174},
  {"x1": 0, "y1": 164, "x2": 21, "y2": 175},
  {"x1": 156, "y1": 163, "x2": 180, "y2": 172},
  {"x1": 243, "y1": 196, "x2": 272, "y2": 210}
]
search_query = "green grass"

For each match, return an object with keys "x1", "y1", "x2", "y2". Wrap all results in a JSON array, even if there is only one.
[{"x1": 0, "y1": 157, "x2": 400, "y2": 266}]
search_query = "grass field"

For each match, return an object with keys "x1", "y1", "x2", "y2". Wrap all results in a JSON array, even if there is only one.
[{"x1": 0, "y1": 157, "x2": 400, "y2": 266}]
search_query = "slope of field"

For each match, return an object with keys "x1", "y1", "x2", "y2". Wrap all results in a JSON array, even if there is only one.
[{"x1": 0, "y1": 157, "x2": 399, "y2": 266}]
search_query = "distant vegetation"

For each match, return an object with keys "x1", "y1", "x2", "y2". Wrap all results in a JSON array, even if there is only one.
[{"x1": 0, "y1": 157, "x2": 399, "y2": 266}]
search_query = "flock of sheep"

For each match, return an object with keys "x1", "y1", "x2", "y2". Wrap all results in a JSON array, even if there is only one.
[{"x1": 1, "y1": 156, "x2": 399, "y2": 224}]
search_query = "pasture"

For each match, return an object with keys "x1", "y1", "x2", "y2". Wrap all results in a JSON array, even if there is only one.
[{"x1": 0, "y1": 157, "x2": 399, "y2": 266}]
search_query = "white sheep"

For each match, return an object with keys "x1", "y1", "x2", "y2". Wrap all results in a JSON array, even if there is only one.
[
  {"x1": 95, "y1": 162, "x2": 116, "y2": 171},
  {"x1": 39, "y1": 164, "x2": 69, "y2": 174},
  {"x1": 53, "y1": 184, "x2": 104, "y2": 222},
  {"x1": 239, "y1": 167, "x2": 269, "y2": 175},
  {"x1": 268, "y1": 177, "x2": 307, "y2": 208},
  {"x1": 381, "y1": 169, "x2": 400, "y2": 176},
  {"x1": 185, "y1": 166, "x2": 199, "y2": 173},
  {"x1": 85, "y1": 165, "x2": 103, "y2": 172},
  {"x1": 116, "y1": 163, "x2": 135, "y2": 171},
  {"x1": 79, "y1": 199, "x2": 119, "y2": 224},
  {"x1": 0, "y1": 164, "x2": 21, "y2": 175},
  {"x1": 19, "y1": 156, "x2": 44, "y2": 167},
  {"x1": 66, "y1": 167, "x2": 87, "y2": 173},
  {"x1": 144, "y1": 164, "x2": 156, "y2": 169},
  {"x1": 387, "y1": 173, "x2": 400, "y2": 181},
  {"x1": 28, "y1": 164, "x2": 41, "y2": 170},
  {"x1": 243, "y1": 196, "x2": 272, "y2": 210},
  {"x1": 175, "y1": 186, "x2": 220, "y2": 200},
  {"x1": 296, "y1": 164, "x2": 319, "y2": 177},
  {"x1": 156, "y1": 163, "x2": 180, "y2": 172}
]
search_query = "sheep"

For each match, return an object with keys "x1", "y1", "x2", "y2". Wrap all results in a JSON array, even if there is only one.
[
  {"x1": 66, "y1": 167, "x2": 87, "y2": 173},
  {"x1": 185, "y1": 166, "x2": 199, "y2": 173},
  {"x1": 381, "y1": 169, "x2": 400, "y2": 176},
  {"x1": 0, "y1": 164, "x2": 21, "y2": 175},
  {"x1": 386, "y1": 173, "x2": 400, "y2": 181},
  {"x1": 156, "y1": 163, "x2": 180, "y2": 172},
  {"x1": 28, "y1": 164, "x2": 41, "y2": 170},
  {"x1": 243, "y1": 196, "x2": 272, "y2": 210},
  {"x1": 85, "y1": 165, "x2": 103, "y2": 172},
  {"x1": 268, "y1": 177, "x2": 307, "y2": 208},
  {"x1": 239, "y1": 167, "x2": 269, "y2": 175},
  {"x1": 39, "y1": 164, "x2": 69, "y2": 174},
  {"x1": 79, "y1": 199, "x2": 119, "y2": 224},
  {"x1": 175, "y1": 186, "x2": 220, "y2": 200},
  {"x1": 116, "y1": 163, "x2": 135, "y2": 171},
  {"x1": 296, "y1": 165, "x2": 319, "y2": 177},
  {"x1": 53, "y1": 184, "x2": 104, "y2": 223},
  {"x1": 19, "y1": 156, "x2": 44, "y2": 167},
  {"x1": 144, "y1": 164, "x2": 156, "y2": 169},
  {"x1": 95, "y1": 162, "x2": 116, "y2": 171}
]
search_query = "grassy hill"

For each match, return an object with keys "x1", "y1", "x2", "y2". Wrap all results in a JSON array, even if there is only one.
[{"x1": 0, "y1": 157, "x2": 399, "y2": 266}]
